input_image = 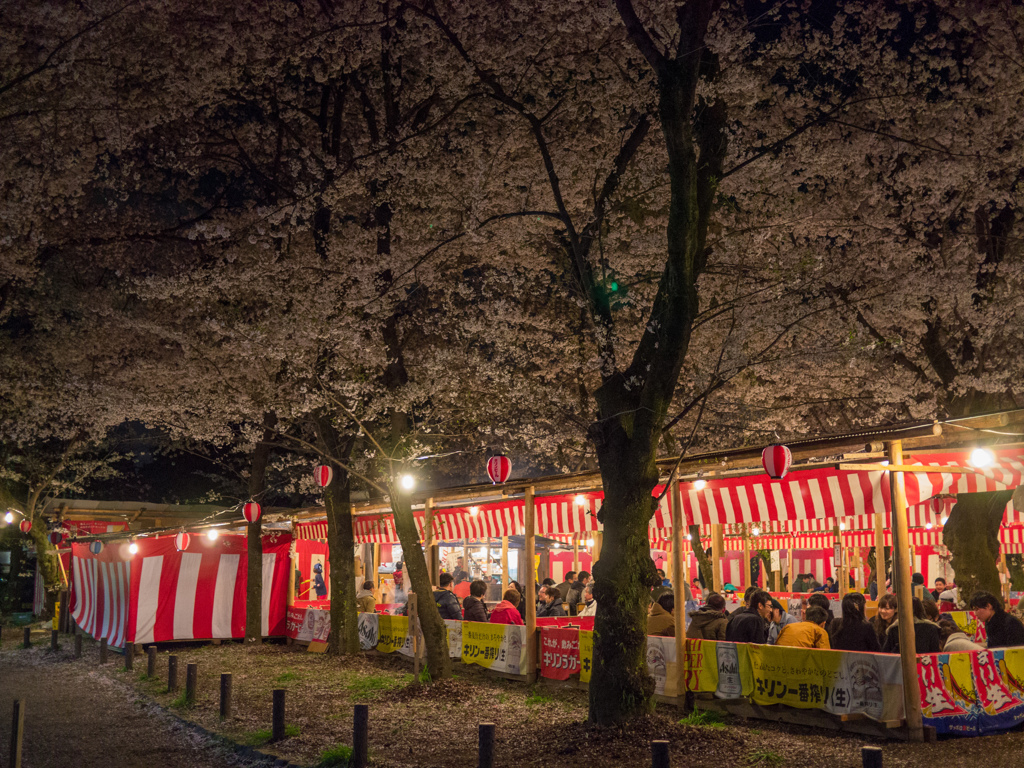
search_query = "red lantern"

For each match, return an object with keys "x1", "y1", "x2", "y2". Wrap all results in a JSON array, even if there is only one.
[
  {"x1": 19, "y1": 519, "x2": 32, "y2": 534},
  {"x1": 315, "y1": 465, "x2": 333, "y2": 487},
  {"x1": 930, "y1": 496, "x2": 944, "y2": 515},
  {"x1": 48, "y1": 530, "x2": 65, "y2": 546},
  {"x1": 486, "y1": 455, "x2": 512, "y2": 484},
  {"x1": 761, "y1": 444, "x2": 792, "y2": 480},
  {"x1": 174, "y1": 532, "x2": 190, "y2": 551},
  {"x1": 242, "y1": 502, "x2": 261, "y2": 523}
]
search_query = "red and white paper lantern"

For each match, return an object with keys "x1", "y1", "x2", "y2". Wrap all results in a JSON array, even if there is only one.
[
  {"x1": 315, "y1": 465, "x2": 333, "y2": 488},
  {"x1": 174, "y1": 532, "x2": 190, "y2": 551},
  {"x1": 242, "y1": 502, "x2": 262, "y2": 523},
  {"x1": 18, "y1": 519, "x2": 32, "y2": 534},
  {"x1": 761, "y1": 444, "x2": 792, "y2": 480},
  {"x1": 89, "y1": 540, "x2": 103, "y2": 555},
  {"x1": 486, "y1": 455, "x2": 512, "y2": 484},
  {"x1": 48, "y1": 530, "x2": 65, "y2": 546}
]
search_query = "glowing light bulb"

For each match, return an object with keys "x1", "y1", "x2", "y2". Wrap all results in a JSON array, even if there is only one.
[
  {"x1": 585, "y1": 539, "x2": 594, "y2": 548},
  {"x1": 207, "y1": 529, "x2": 219, "y2": 541},
  {"x1": 685, "y1": 534, "x2": 692, "y2": 541},
  {"x1": 925, "y1": 522, "x2": 933, "y2": 530},
  {"x1": 128, "y1": 541, "x2": 139, "y2": 555},
  {"x1": 970, "y1": 448, "x2": 995, "y2": 468},
  {"x1": 400, "y1": 474, "x2": 415, "y2": 491},
  {"x1": 574, "y1": 494, "x2": 586, "y2": 505},
  {"x1": 839, "y1": 522, "x2": 846, "y2": 531},
  {"x1": 469, "y1": 506, "x2": 479, "y2": 516},
  {"x1": 751, "y1": 527, "x2": 761, "y2": 537},
  {"x1": 693, "y1": 479, "x2": 707, "y2": 491},
  {"x1": 4, "y1": 511, "x2": 12, "y2": 523}
]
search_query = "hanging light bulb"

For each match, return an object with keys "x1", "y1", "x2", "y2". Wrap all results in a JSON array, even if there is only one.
[
  {"x1": 969, "y1": 448, "x2": 995, "y2": 468},
  {"x1": 839, "y1": 522, "x2": 846, "y2": 531},
  {"x1": 207, "y1": 529, "x2": 219, "y2": 541},
  {"x1": 685, "y1": 533, "x2": 692, "y2": 541},
  {"x1": 128, "y1": 540, "x2": 139, "y2": 555},
  {"x1": 751, "y1": 527, "x2": 761, "y2": 537},
  {"x1": 574, "y1": 494, "x2": 586, "y2": 505},
  {"x1": 585, "y1": 538, "x2": 594, "y2": 548},
  {"x1": 693, "y1": 479, "x2": 707, "y2": 491},
  {"x1": 4, "y1": 511, "x2": 13, "y2": 523},
  {"x1": 400, "y1": 474, "x2": 415, "y2": 491},
  {"x1": 925, "y1": 522, "x2": 933, "y2": 530},
  {"x1": 469, "y1": 506, "x2": 479, "y2": 516}
]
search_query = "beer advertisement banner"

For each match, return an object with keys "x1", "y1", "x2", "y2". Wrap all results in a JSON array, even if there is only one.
[
  {"x1": 462, "y1": 622, "x2": 527, "y2": 675},
  {"x1": 920, "y1": 648, "x2": 1024, "y2": 735},
  {"x1": 579, "y1": 630, "x2": 594, "y2": 683},
  {"x1": 376, "y1": 614, "x2": 412, "y2": 654},
  {"x1": 541, "y1": 627, "x2": 582, "y2": 680}
]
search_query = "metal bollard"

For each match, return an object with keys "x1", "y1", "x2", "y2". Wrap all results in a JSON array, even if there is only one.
[
  {"x1": 862, "y1": 746, "x2": 883, "y2": 768},
  {"x1": 272, "y1": 689, "x2": 286, "y2": 741},
  {"x1": 220, "y1": 673, "x2": 232, "y2": 719},
  {"x1": 651, "y1": 740, "x2": 670, "y2": 768},
  {"x1": 147, "y1": 646, "x2": 157, "y2": 678},
  {"x1": 353, "y1": 703, "x2": 368, "y2": 768},
  {"x1": 168, "y1": 654, "x2": 179, "y2": 692},
  {"x1": 478, "y1": 722, "x2": 495, "y2": 768},
  {"x1": 185, "y1": 663, "x2": 198, "y2": 704},
  {"x1": 99, "y1": 637, "x2": 108, "y2": 664}
]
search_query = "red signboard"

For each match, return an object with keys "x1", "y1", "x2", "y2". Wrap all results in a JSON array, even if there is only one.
[{"x1": 540, "y1": 627, "x2": 581, "y2": 680}]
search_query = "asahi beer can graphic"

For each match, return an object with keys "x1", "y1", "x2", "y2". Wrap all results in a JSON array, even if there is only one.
[{"x1": 716, "y1": 642, "x2": 743, "y2": 698}]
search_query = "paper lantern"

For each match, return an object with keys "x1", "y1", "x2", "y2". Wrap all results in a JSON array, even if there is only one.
[
  {"x1": 88, "y1": 540, "x2": 103, "y2": 555},
  {"x1": 761, "y1": 444, "x2": 792, "y2": 480},
  {"x1": 242, "y1": 502, "x2": 261, "y2": 523},
  {"x1": 19, "y1": 519, "x2": 32, "y2": 534},
  {"x1": 315, "y1": 465, "x2": 333, "y2": 487},
  {"x1": 174, "y1": 532, "x2": 190, "y2": 551},
  {"x1": 48, "y1": 530, "x2": 65, "y2": 546},
  {"x1": 930, "y1": 496, "x2": 944, "y2": 515},
  {"x1": 486, "y1": 455, "x2": 512, "y2": 484}
]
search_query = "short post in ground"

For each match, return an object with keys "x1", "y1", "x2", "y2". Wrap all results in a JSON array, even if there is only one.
[
  {"x1": 353, "y1": 703, "x2": 368, "y2": 768},
  {"x1": 10, "y1": 698, "x2": 25, "y2": 768},
  {"x1": 22, "y1": 627, "x2": 30, "y2": 648},
  {"x1": 220, "y1": 673, "x2": 232, "y2": 719},
  {"x1": 651, "y1": 740, "x2": 670, "y2": 768},
  {"x1": 74, "y1": 634, "x2": 82, "y2": 659},
  {"x1": 478, "y1": 722, "x2": 495, "y2": 768},
  {"x1": 125, "y1": 642, "x2": 134, "y2": 671},
  {"x1": 862, "y1": 746, "x2": 883, "y2": 768},
  {"x1": 168, "y1": 654, "x2": 179, "y2": 692},
  {"x1": 272, "y1": 689, "x2": 286, "y2": 742},
  {"x1": 99, "y1": 637, "x2": 108, "y2": 664},
  {"x1": 147, "y1": 646, "x2": 157, "y2": 678},
  {"x1": 185, "y1": 663, "x2": 198, "y2": 705},
  {"x1": 50, "y1": 629, "x2": 58, "y2": 652}
]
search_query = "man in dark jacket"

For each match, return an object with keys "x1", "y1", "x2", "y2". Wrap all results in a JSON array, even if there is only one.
[
  {"x1": 536, "y1": 585, "x2": 566, "y2": 617},
  {"x1": 725, "y1": 589, "x2": 771, "y2": 644},
  {"x1": 433, "y1": 573, "x2": 463, "y2": 621},
  {"x1": 971, "y1": 591, "x2": 1024, "y2": 648},
  {"x1": 463, "y1": 580, "x2": 490, "y2": 623},
  {"x1": 556, "y1": 571, "x2": 576, "y2": 601},
  {"x1": 565, "y1": 572, "x2": 591, "y2": 615},
  {"x1": 687, "y1": 592, "x2": 729, "y2": 640}
]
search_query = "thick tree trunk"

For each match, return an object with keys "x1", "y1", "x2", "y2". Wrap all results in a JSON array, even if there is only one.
[
  {"x1": 28, "y1": 519, "x2": 61, "y2": 617},
  {"x1": 390, "y1": 489, "x2": 452, "y2": 681},
  {"x1": 944, "y1": 490, "x2": 1010, "y2": 602},
  {"x1": 314, "y1": 415, "x2": 360, "y2": 655},
  {"x1": 246, "y1": 412, "x2": 277, "y2": 644}
]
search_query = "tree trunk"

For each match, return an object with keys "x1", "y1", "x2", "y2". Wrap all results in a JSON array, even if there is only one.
[
  {"x1": 28, "y1": 520, "x2": 61, "y2": 617},
  {"x1": 246, "y1": 411, "x2": 277, "y2": 644},
  {"x1": 944, "y1": 490, "x2": 1010, "y2": 602},
  {"x1": 314, "y1": 415, "x2": 360, "y2": 655},
  {"x1": 689, "y1": 525, "x2": 713, "y2": 588},
  {"x1": 390, "y1": 487, "x2": 452, "y2": 681}
]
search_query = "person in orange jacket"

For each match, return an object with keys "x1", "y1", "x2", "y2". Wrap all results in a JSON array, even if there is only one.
[{"x1": 775, "y1": 605, "x2": 831, "y2": 649}]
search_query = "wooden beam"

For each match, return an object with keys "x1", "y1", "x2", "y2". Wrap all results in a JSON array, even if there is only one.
[
  {"x1": 874, "y1": 507, "x2": 886, "y2": 599},
  {"x1": 888, "y1": 440, "x2": 924, "y2": 742},
  {"x1": 524, "y1": 486, "x2": 537, "y2": 683},
  {"x1": 711, "y1": 524, "x2": 724, "y2": 593},
  {"x1": 742, "y1": 531, "x2": 751, "y2": 590},
  {"x1": 839, "y1": 463, "x2": 971, "y2": 474},
  {"x1": 835, "y1": 523, "x2": 846, "y2": 599},
  {"x1": 501, "y1": 536, "x2": 509, "y2": 594}
]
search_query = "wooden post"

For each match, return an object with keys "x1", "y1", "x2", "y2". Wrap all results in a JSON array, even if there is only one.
[
  {"x1": 874, "y1": 508, "x2": 886, "y2": 598},
  {"x1": 287, "y1": 534, "x2": 297, "y2": 607},
  {"x1": 147, "y1": 646, "x2": 157, "y2": 678},
  {"x1": 888, "y1": 439, "x2": 923, "y2": 742},
  {"x1": 835, "y1": 523, "x2": 847, "y2": 599},
  {"x1": 272, "y1": 688, "x2": 286, "y2": 741},
  {"x1": 788, "y1": 539, "x2": 795, "y2": 592},
  {"x1": 525, "y1": 486, "x2": 537, "y2": 683},
  {"x1": 670, "y1": 480, "x2": 686, "y2": 698},
  {"x1": 501, "y1": 536, "x2": 509, "y2": 593},
  {"x1": 99, "y1": 637, "x2": 108, "y2": 664},
  {"x1": 478, "y1": 722, "x2": 496, "y2": 768},
  {"x1": 50, "y1": 629, "x2": 58, "y2": 652},
  {"x1": 572, "y1": 534, "x2": 580, "y2": 574},
  {"x1": 593, "y1": 531, "x2": 603, "y2": 565},
  {"x1": 124, "y1": 641, "x2": 134, "y2": 670},
  {"x1": 220, "y1": 673, "x2": 232, "y2": 719},
  {"x1": 711, "y1": 524, "x2": 724, "y2": 593},
  {"x1": 372, "y1": 543, "x2": 381, "y2": 594},
  {"x1": 353, "y1": 703, "x2": 369, "y2": 768},
  {"x1": 463, "y1": 538, "x2": 470, "y2": 579},
  {"x1": 651, "y1": 740, "x2": 670, "y2": 768},
  {"x1": 22, "y1": 627, "x2": 30, "y2": 648},
  {"x1": 742, "y1": 530, "x2": 751, "y2": 590},
  {"x1": 425, "y1": 498, "x2": 435, "y2": 586},
  {"x1": 168, "y1": 654, "x2": 179, "y2": 692},
  {"x1": 10, "y1": 699, "x2": 24, "y2": 768},
  {"x1": 74, "y1": 634, "x2": 82, "y2": 659},
  {"x1": 185, "y1": 663, "x2": 198, "y2": 705},
  {"x1": 681, "y1": 536, "x2": 691, "y2": 596},
  {"x1": 862, "y1": 745, "x2": 883, "y2": 768}
]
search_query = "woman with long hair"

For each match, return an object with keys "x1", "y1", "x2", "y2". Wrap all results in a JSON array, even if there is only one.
[
  {"x1": 831, "y1": 594, "x2": 880, "y2": 652},
  {"x1": 871, "y1": 593, "x2": 897, "y2": 646}
]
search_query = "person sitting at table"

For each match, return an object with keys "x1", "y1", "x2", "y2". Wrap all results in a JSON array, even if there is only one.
[
  {"x1": 970, "y1": 591, "x2": 1024, "y2": 648},
  {"x1": 647, "y1": 593, "x2": 676, "y2": 637},
  {"x1": 883, "y1": 597, "x2": 941, "y2": 653},
  {"x1": 767, "y1": 598, "x2": 799, "y2": 645},
  {"x1": 433, "y1": 573, "x2": 463, "y2": 621},
  {"x1": 932, "y1": 577, "x2": 947, "y2": 602},
  {"x1": 776, "y1": 605, "x2": 831, "y2": 649},
  {"x1": 687, "y1": 592, "x2": 729, "y2": 640},
  {"x1": 831, "y1": 594, "x2": 880, "y2": 652},
  {"x1": 938, "y1": 616, "x2": 983, "y2": 652},
  {"x1": 725, "y1": 589, "x2": 771, "y2": 644},
  {"x1": 356, "y1": 580, "x2": 376, "y2": 614},
  {"x1": 463, "y1": 579, "x2": 490, "y2": 623},
  {"x1": 580, "y1": 582, "x2": 597, "y2": 616},
  {"x1": 871, "y1": 594, "x2": 897, "y2": 646},
  {"x1": 536, "y1": 585, "x2": 566, "y2": 617},
  {"x1": 814, "y1": 577, "x2": 838, "y2": 594},
  {"x1": 490, "y1": 589, "x2": 524, "y2": 625}
]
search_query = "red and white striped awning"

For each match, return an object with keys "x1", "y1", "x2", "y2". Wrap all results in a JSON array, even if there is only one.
[{"x1": 295, "y1": 521, "x2": 328, "y2": 540}]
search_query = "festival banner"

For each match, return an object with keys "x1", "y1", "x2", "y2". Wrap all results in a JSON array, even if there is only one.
[
  {"x1": 376, "y1": 614, "x2": 412, "y2": 654},
  {"x1": 921, "y1": 647, "x2": 1024, "y2": 735},
  {"x1": 461, "y1": 622, "x2": 527, "y2": 674},
  {"x1": 358, "y1": 613, "x2": 379, "y2": 651},
  {"x1": 540, "y1": 627, "x2": 582, "y2": 680},
  {"x1": 445, "y1": 619, "x2": 463, "y2": 658},
  {"x1": 579, "y1": 630, "x2": 593, "y2": 683},
  {"x1": 286, "y1": 606, "x2": 330, "y2": 643},
  {"x1": 946, "y1": 611, "x2": 987, "y2": 643}
]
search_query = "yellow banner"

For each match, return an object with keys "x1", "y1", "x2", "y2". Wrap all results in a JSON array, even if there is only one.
[
  {"x1": 579, "y1": 630, "x2": 593, "y2": 683},
  {"x1": 462, "y1": 622, "x2": 507, "y2": 669},
  {"x1": 375, "y1": 615, "x2": 410, "y2": 654}
]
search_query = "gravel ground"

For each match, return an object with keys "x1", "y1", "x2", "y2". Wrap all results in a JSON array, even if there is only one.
[{"x1": 5, "y1": 629, "x2": 1024, "y2": 767}]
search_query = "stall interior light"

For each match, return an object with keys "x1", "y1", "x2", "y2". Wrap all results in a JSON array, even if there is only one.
[
  {"x1": 207, "y1": 529, "x2": 219, "y2": 541},
  {"x1": 685, "y1": 533, "x2": 692, "y2": 541},
  {"x1": 839, "y1": 522, "x2": 846, "y2": 530},
  {"x1": 400, "y1": 474, "x2": 415, "y2": 491},
  {"x1": 4, "y1": 511, "x2": 12, "y2": 523},
  {"x1": 693, "y1": 479, "x2": 707, "y2": 491},
  {"x1": 574, "y1": 494, "x2": 586, "y2": 505},
  {"x1": 940, "y1": 515, "x2": 948, "y2": 526},
  {"x1": 585, "y1": 538, "x2": 594, "y2": 548},
  {"x1": 751, "y1": 527, "x2": 761, "y2": 537},
  {"x1": 128, "y1": 540, "x2": 139, "y2": 555},
  {"x1": 469, "y1": 506, "x2": 479, "y2": 516},
  {"x1": 970, "y1": 448, "x2": 995, "y2": 468},
  {"x1": 925, "y1": 522, "x2": 933, "y2": 530}
]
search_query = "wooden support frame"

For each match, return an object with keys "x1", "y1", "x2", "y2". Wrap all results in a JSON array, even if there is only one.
[
  {"x1": 501, "y1": 536, "x2": 509, "y2": 593},
  {"x1": 424, "y1": 498, "x2": 435, "y2": 586},
  {"x1": 524, "y1": 486, "x2": 537, "y2": 683},
  {"x1": 711, "y1": 524, "x2": 724, "y2": 593}
]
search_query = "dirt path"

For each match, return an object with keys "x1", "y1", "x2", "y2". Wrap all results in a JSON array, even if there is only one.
[{"x1": 0, "y1": 642, "x2": 260, "y2": 768}]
